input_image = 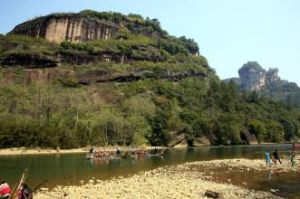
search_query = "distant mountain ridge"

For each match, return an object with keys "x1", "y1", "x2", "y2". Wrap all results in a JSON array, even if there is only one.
[{"x1": 226, "y1": 61, "x2": 300, "y2": 107}]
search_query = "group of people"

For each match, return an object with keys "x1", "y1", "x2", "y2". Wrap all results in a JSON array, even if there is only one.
[
  {"x1": 0, "y1": 181, "x2": 32, "y2": 199},
  {"x1": 265, "y1": 149, "x2": 296, "y2": 167}
]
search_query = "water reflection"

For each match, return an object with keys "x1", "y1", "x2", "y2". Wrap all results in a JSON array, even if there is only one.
[
  {"x1": 268, "y1": 170, "x2": 272, "y2": 181},
  {"x1": 0, "y1": 144, "x2": 293, "y2": 188}
]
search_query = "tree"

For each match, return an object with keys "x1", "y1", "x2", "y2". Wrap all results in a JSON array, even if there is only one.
[
  {"x1": 249, "y1": 119, "x2": 267, "y2": 143},
  {"x1": 265, "y1": 120, "x2": 284, "y2": 142},
  {"x1": 280, "y1": 119, "x2": 296, "y2": 141}
]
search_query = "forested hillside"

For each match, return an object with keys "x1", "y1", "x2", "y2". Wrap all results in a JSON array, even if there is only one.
[{"x1": 0, "y1": 11, "x2": 299, "y2": 148}]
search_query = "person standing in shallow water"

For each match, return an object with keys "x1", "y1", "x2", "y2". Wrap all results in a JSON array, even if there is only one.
[
  {"x1": 272, "y1": 150, "x2": 282, "y2": 165},
  {"x1": 265, "y1": 151, "x2": 272, "y2": 167},
  {"x1": 289, "y1": 149, "x2": 296, "y2": 167},
  {"x1": 116, "y1": 145, "x2": 121, "y2": 156}
]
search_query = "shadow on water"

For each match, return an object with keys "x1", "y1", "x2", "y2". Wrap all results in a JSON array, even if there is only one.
[{"x1": 0, "y1": 144, "x2": 298, "y2": 198}]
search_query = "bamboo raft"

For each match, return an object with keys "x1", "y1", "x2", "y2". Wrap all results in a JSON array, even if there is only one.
[
  {"x1": 292, "y1": 143, "x2": 300, "y2": 150},
  {"x1": 86, "y1": 149, "x2": 165, "y2": 160}
]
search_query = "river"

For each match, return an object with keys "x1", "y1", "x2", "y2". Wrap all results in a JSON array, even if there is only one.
[{"x1": 0, "y1": 144, "x2": 299, "y2": 198}]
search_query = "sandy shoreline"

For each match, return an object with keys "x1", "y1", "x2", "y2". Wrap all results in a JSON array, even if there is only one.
[
  {"x1": 33, "y1": 157, "x2": 300, "y2": 199},
  {"x1": 0, "y1": 146, "x2": 166, "y2": 156}
]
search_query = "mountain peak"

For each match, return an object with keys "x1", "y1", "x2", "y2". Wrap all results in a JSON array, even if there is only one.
[
  {"x1": 238, "y1": 61, "x2": 265, "y2": 75},
  {"x1": 226, "y1": 61, "x2": 300, "y2": 107}
]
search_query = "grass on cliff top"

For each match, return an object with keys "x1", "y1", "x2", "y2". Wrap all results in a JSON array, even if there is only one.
[
  {"x1": 0, "y1": 34, "x2": 59, "y2": 56},
  {"x1": 59, "y1": 32, "x2": 202, "y2": 63}
]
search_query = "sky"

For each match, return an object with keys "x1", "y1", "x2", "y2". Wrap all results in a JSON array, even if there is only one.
[{"x1": 0, "y1": 0, "x2": 299, "y2": 85}]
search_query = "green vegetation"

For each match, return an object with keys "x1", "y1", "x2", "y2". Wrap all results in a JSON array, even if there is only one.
[
  {"x1": 0, "y1": 33, "x2": 201, "y2": 66},
  {"x1": 79, "y1": 10, "x2": 166, "y2": 35},
  {"x1": 0, "y1": 67, "x2": 299, "y2": 148},
  {"x1": 58, "y1": 33, "x2": 201, "y2": 62},
  {"x1": 262, "y1": 80, "x2": 300, "y2": 107},
  {"x1": 0, "y1": 34, "x2": 59, "y2": 56},
  {"x1": 0, "y1": 11, "x2": 299, "y2": 149}
]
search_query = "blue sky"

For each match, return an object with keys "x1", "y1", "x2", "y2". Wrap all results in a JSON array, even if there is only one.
[{"x1": 1, "y1": 0, "x2": 299, "y2": 85}]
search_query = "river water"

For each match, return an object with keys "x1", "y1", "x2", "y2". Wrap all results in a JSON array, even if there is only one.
[{"x1": 0, "y1": 144, "x2": 299, "y2": 198}]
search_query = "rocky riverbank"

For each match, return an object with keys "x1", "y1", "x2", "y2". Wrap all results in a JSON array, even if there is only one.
[
  {"x1": 34, "y1": 157, "x2": 300, "y2": 199},
  {"x1": 186, "y1": 157, "x2": 300, "y2": 172}
]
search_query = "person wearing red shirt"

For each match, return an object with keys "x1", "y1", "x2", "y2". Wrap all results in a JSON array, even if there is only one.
[{"x1": 0, "y1": 180, "x2": 11, "y2": 199}]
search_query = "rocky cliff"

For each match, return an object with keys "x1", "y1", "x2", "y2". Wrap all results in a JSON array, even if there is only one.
[
  {"x1": 238, "y1": 61, "x2": 279, "y2": 91},
  {"x1": 11, "y1": 13, "x2": 119, "y2": 43},
  {"x1": 3, "y1": 11, "x2": 200, "y2": 68},
  {"x1": 0, "y1": 11, "x2": 217, "y2": 148},
  {"x1": 228, "y1": 61, "x2": 300, "y2": 107}
]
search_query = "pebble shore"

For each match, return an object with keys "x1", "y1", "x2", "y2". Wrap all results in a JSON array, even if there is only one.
[{"x1": 34, "y1": 157, "x2": 298, "y2": 199}]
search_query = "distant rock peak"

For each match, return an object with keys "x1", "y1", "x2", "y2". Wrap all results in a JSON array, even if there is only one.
[
  {"x1": 238, "y1": 61, "x2": 265, "y2": 74},
  {"x1": 223, "y1": 61, "x2": 300, "y2": 107},
  {"x1": 238, "y1": 61, "x2": 280, "y2": 91}
]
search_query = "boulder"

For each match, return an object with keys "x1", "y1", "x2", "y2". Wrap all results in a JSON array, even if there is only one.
[
  {"x1": 204, "y1": 190, "x2": 223, "y2": 199},
  {"x1": 192, "y1": 136, "x2": 211, "y2": 147}
]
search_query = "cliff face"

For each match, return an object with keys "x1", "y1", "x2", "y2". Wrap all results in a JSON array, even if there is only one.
[
  {"x1": 238, "y1": 61, "x2": 279, "y2": 91},
  {"x1": 11, "y1": 14, "x2": 118, "y2": 43}
]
